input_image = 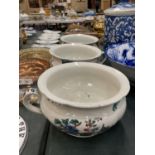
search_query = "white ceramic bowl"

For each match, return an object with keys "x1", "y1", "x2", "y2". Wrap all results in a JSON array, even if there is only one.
[
  {"x1": 60, "y1": 34, "x2": 99, "y2": 45},
  {"x1": 23, "y1": 62, "x2": 130, "y2": 138},
  {"x1": 49, "y1": 43, "x2": 102, "y2": 62}
]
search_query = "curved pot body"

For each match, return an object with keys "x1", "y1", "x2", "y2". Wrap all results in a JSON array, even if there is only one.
[
  {"x1": 40, "y1": 95, "x2": 127, "y2": 138},
  {"x1": 104, "y1": 1, "x2": 135, "y2": 47}
]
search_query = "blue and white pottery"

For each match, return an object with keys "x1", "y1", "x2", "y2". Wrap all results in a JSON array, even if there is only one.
[
  {"x1": 104, "y1": 0, "x2": 135, "y2": 47},
  {"x1": 105, "y1": 42, "x2": 135, "y2": 82}
]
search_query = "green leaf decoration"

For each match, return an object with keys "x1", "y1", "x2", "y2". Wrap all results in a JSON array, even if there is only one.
[
  {"x1": 76, "y1": 122, "x2": 82, "y2": 126},
  {"x1": 70, "y1": 119, "x2": 80, "y2": 125},
  {"x1": 54, "y1": 119, "x2": 62, "y2": 125},
  {"x1": 62, "y1": 119, "x2": 69, "y2": 126},
  {"x1": 112, "y1": 102, "x2": 119, "y2": 111}
]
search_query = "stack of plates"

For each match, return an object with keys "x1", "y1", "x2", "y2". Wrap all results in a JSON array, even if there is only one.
[
  {"x1": 34, "y1": 30, "x2": 61, "y2": 47},
  {"x1": 43, "y1": 30, "x2": 61, "y2": 34},
  {"x1": 25, "y1": 28, "x2": 37, "y2": 37},
  {"x1": 35, "y1": 39, "x2": 59, "y2": 45},
  {"x1": 31, "y1": 44, "x2": 60, "y2": 50}
]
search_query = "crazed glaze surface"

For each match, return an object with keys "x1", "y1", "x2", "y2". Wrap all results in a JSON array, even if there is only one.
[
  {"x1": 24, "y1": 63, "x2": 130, "y2": 138},
  {"x1": 41, "y1": 96, "x2": 127, "y2": 137}
]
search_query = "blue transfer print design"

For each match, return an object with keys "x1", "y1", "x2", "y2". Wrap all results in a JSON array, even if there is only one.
[{"x1": 105, "y1": 42, "x2": 135, "y2": 67}]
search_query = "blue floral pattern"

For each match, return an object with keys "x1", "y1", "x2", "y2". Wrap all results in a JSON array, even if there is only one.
[
  {"x1": 105, "y1": 42, "x2": 135, "y2": 67},
  {"x1": 104, "y1": 15, "x2": 135, "y2": 46},
  {"x1": 54, "y1": 118, "x2": 104, "y2": 137},
  {"x1": 54, "y1": 119, "x2": 81, "y2": 135}
]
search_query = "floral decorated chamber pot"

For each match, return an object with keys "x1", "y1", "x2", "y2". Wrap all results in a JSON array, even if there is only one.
[
  {"x1": 42, "y1": 97, "x2": 126, "y2": 137},
  {"x1": 23, "y1": 62, "x2": 130, "y2": 138},
  {"x1": 104, "y1": 0, "x2": 135, "y2": 47}
]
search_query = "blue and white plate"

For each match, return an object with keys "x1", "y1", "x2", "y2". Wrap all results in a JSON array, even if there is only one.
[{"x1": 105, "y1": 42, "x2": 135, "y2": 67}]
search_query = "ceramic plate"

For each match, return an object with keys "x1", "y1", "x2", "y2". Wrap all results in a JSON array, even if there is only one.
[
  {"x1": 24, "y1": 27, "x2": 34, "y2": 31},
  {"x1": 38, "y1": 36, "x2": 60, "y2": 41},
  {"x1": 35, "y1": 40, "x2": 59, "y2": 45},
  {"x1": 26, "y1": 33, "x2": 33, "y2": 37},
  {"x1": 25, "y1": 30, "x2": 37, "y2": 34},
  {"x1": 31, "y1": 44, "x2": 60, "y2": 49},
  {"x1": 19, "y1": 115, "x2": 28, "y2": 154},
  {"x1": 43, "y1": 30, "x2": 61, "y2": 34},
  {"x1": 41, "y1": 33, "x2": 60, "y2": 38},
  {"x1": 31, "y1": 44, "x2": 45, "y2": 48},
  {"x1": 48, "y1": 44, "x2": 60, "y2": 51},
  {"x1": 105, "y1": 42, "x2": 135, "y2": 67}
]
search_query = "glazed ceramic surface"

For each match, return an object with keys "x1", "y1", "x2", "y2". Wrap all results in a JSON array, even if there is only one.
[
  {"x1": 106, "y1": 42, "x2": 135, "y2": 67},
  {"x1": 104, "y1": 1, "x2": 135, "y2": 46},
  {"x1": 23, "y1": 62, "x2": 130, "y2": 137},
  {"x1": 41, "y1": 33, "x2": 61, "y2": 38},
  {"x1": 38, "y1": 36, "x2": 60, "y2": 41},
  {"x1": 19, "y1": 116, "x2": 28, "y2": 154},
  {"x1": 105, "y1": 42, "x2": 135, "y2": 81},
  {"x1": 43, "y1": 30, "x2": 61, "y2": 34},
  {"x1": 49, "y1": 43, "x2": 102, "y2": 62},
  {"x1": 60, "y1": 34, "x2": 99, "y2": 45},
  {"x1": 35, "y1": 40, "x2": 59, "y2": 45}
]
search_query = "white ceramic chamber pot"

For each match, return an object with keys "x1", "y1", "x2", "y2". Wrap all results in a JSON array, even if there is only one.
[
  {"x1": 23, "y1": 62, "x2": 130, "y2": 138},
  {"x1": 49, "y1": 43, "x2": 106, "y2": 63},
  {"x1": 60, "y1": 34, "x2": 99, "y2": 45}
]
